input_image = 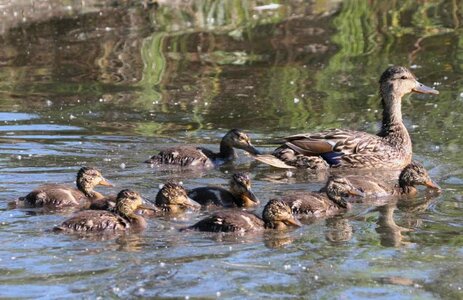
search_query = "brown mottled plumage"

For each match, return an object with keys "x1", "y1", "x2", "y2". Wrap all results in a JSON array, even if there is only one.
[
  {"x1": 145, "y1": 129, "x2": 260, "y2": 168},
  {"x1": 14, "y1": 167, "x2": 113, "y2": 210},
  {"x1": 346, "y1": 161, "x2": 440, "y2": 197},
  {"x1": 154, "y1": 182, "x2": 201, "y2": 214},
  {"x1": 53, "y1": 189, "x2": 146, "y2": 233},
  {"x1": 188, "y1": 173, "x2": 259, "y2": 208},
  {"x1": 183, "y1": 199, "x2": 301, "y2": 233},
  {"x1": 281, "y1": 176, "x2": 364, "y2": 218},
  {"x1": 254, "y1": 66, "x2": 439, "y2": 169}
]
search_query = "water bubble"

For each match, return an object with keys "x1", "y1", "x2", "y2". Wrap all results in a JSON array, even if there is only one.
[
  {"x1": 160, "y1": 262, "x2": 166, "y2": 267},
  {"x1": 120, "y1": 163, "x2": 126, "y2": 169},
  {"x1": 16, "y1": 155, "x2": 22, "y2": 160},
  {"x1": 285, "y1": 170, "x2": 293, "y2": 178},
  {"x1": 284, "y1": 264, "x2": 291, "y2": 270},
  {"x1": 185, "y1": 296, "x2": 190, "y2": 300},
  {"x1": 314, "y1": 275, "x2": 319, "y2": 280},
  {"x1": 216, "y1": 292, "x2": 221, "y2": 297},
  {"x1": 294, "y1": 98, "x2": 300, "y2": 104}
]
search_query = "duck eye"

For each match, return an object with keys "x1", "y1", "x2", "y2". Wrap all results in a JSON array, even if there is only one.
[{"x1": 400, "y1": 75, "x2": 408, "y2": 80}]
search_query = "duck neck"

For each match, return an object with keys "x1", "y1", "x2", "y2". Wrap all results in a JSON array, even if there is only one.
[
  {"x1": 128, "y1": 213, "x2": 147, "y2": 229},
  {"x1": 264, "y1": 220, "x2": 286, "y2": 230},
  {"x1": 218, "y1": 140, "x2": 236, "y2": 160},
  {"x1": 77, "y1": 181, "x2": 98, "y2": 199},
  {"x1": 378, "y1": 93, "x2": 405, "y2": 135},
  {"x1": 327, "y1": 193, "x2": 348, "y2": 209},
  {"x1": 398, "y1": 181, "x2": 417, "y2": 196}
]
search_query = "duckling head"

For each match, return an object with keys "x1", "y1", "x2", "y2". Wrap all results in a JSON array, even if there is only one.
[
  {"x1": 262, "y1": 199, "x2": 301, "y2": 230},
  {"x1": 222, "y1": 129, "x2": 260, "y2": 155},
  {"x1": 76, "y1": 167, "x2": 113, "y2": 197},
  {"x1": 379, "y1": 66, "x2": 438, "y2": 100},
  {"x1": 229, "y1": 172, "x2": 260, "y2": 207},
  {"x1": 115, "y1": 189, "x2": 144, "y2": 216},
  {"x1": 325, "y1": 176, "x2": 365, "y2": 208},
  {"x1": 399, "y1": 162, "x2": 440, "y2": 191},
  {"x1": 156, "y1": 182, "x2": 201, "y2": 211}
]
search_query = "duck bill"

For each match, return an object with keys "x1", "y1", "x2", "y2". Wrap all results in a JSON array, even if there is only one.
[
  {"x1": 285, "y1": 215, "x2": 302, "y2": 228},
  {"x1": 98, "y1": 177, "x2": 114, "y2": 187},
  {"x1": 348, "y1": 188, "x2": 365, "y2": 197},
  {"x1": 182, "y1": 196, "x2": 202, "y2": 210},
  {"x1": 413, "y1": 81, "x2": 439, "y2": 95},
  {"x1": 243, "y1": 142, "x2": 261, "y2": 155},
  {"x1": 243, "y1": 190, "x2": 260, "y2": 206},
  {"x1": 424, "y1": 180, "x2": 441, "y2": 190}
]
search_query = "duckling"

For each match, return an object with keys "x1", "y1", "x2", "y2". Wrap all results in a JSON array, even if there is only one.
[
  {"x1": 187, "y1": 173, "x2": 259, "y2": 208},
  {"x1": 183, "y1": 199, "x2": 301, "y2": 233},
  {"x1": 53, "y1": 189, "x2": 147, "y2": 233},
  {"x1": 346, "y1": 161, "x2": 441, "y2": 197},
  {"x1": 152, "y1": 182, "x2": 201, "y2": 214},
  {"x1": 15, "y1": 167, "x2": 113, "y2": 209},
  {"x1": 145, "y1": 129, "x2": 260, "y2": 168},
  {"x1": 254, "y1": 66, "x2": 439, "y2": 170},
  {"x1": 281, "y1": 176, "x2": 364, "y2": 218}
]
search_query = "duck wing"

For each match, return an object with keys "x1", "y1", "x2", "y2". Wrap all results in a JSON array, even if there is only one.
[
  {"x1": 282, "y1": 129, "x2": 384, "y2": 165},
  {"x1": 281, "y1": 191, "x2": 334, "y2": 217},
  {"x1": 145, "y1": 146, "x2": 213, "y2": 167},
  {"x1": 54, "y1": 210, "x2": 130, "y2": 233},
  {"x1": 22, "y1": 185, "x2": 87, "y2": 208},
  {"x1": 187, "y1": 211, "x2": 264, "y2": 233},
  {"x1": 188, "y1": 187, "x2": 236, "y2": 207}
]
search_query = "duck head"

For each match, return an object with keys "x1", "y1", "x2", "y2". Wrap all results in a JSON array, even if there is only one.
[
  {"x1": 379, "y1": 66, "x2": 439, "y2": 99},
  {"x1": 115, "y1": 189, "x2": 144, "y2": 216},
  {"x1": 155, "y1": 182, "x2": 201, "y2": 212},
  {"x1": 222, "y1": 129, "x2": 260, "y2": 155},
  {"x1": 229, "y1": 172, "x2": 260, "y2": 207},
  {"x1": 76, "y1": 167, "x2": 113, "y2": 197},
  {"x1": 262, "y1": 199, "x2": 301, "y2": 230},
  {"x1": 399, "y1": 162, "x2": 441, "y2": 192},
  {"x1": 325, "y1": 176, "x2": 365, "y2": 208}
]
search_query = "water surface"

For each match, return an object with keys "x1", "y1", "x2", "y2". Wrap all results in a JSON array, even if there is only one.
[{"x1": 1, "y1": 1, "x2": 463, "y2": 298}]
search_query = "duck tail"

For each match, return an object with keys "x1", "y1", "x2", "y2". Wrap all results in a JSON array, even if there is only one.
[{"x1": 252, "y1": 154, "x2": 296, "y2": 169}]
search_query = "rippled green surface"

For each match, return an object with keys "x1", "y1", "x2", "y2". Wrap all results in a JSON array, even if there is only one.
[{"x1": 1, "y1": 0, "x2": 463, "y2": 298}]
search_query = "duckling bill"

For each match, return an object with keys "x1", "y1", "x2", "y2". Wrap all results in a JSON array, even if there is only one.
[
  {"x1": 183, "y1": 199, "x2": 301, "y2": 233},
  {"x1": 145, "y1": 129, "x2": 260, "y2": 168}
]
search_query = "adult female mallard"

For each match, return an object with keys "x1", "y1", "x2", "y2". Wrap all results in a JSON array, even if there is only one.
[
  {"x1": 187, "y1": 173, "x2": 259, "y2": 208},
  {"x1": 14, "y1": 167, "x2": 113, "y2": 210},
  {"x1": 346, "y1": 161, "x2": 440, "y2": 197},
  {"x1": 183, "y1": 199, "x2": 301, "y2": 233},
  {"x1": 145, "y1": 129, "x2": 260, "y2": 168},
  {"x1": 281, "y1": 176, "x2": 364, "y2": 218},
  {"x1": 53, "y1": 189, "x2": 147, "y2": 233},
  {"x1": 255, "y1": 66, "x2": 439, "y2": 169}
]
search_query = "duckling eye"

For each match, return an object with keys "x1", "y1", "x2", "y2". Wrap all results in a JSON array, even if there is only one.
[{"x1": 400, "y1": 75, "x2": 408, "y2": 80}]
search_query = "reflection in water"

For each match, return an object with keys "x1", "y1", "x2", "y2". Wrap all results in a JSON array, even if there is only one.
[
  {"x1": 375, "y1": 196, "x2": 436, "y2": 247},
  {"x1": 325, "y1": 217, "x2": 353, "y2": 244},
  {"x1": 1, "y1": 0, "x2": 463, "y2": 299}
]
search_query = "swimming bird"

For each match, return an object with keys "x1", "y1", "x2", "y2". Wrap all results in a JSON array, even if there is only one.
[
  {"x1": 183, "y1": 199, "x2": 301, "y2": 233},
  {"x1": 145, "y1": 129, "x2": 260, "y2": 168},
  {"x1": 280, "y1": 176, "x2": 364, "y2": 218},
  {"x1": 254, "y1": 66, "x2": 439, "y2": 169},
  {"x1": 15, "y1": 167, "x2": 113, "y2": 210},
  {"x1": 187, "y1": 173, "x2": 259, "y2": 208},
  {"x1": 53, "y1": 189, "x2": 147, "y2": 233},
  {"x1": 345, "y1": 161, "x2": 441, "y2": 197},
  {"x1": 152, "y1": 182, "x2": 201, "y2": 214}
]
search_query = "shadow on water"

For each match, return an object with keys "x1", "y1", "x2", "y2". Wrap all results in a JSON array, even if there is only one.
[{"x1": 0, "y1": 0, "x2": 463, "y2": 298}]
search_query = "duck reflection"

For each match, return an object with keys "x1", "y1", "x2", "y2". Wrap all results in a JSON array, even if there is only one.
[
  {"x1": 325, "y1": 217, "x2": 353, "y2": 244},
  {"x1": 375, "y1": 195, "x2": 437, "y2": 247}
]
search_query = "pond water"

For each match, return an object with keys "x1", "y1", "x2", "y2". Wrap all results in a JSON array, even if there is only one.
[{"x1": 1, "y1": 0, "x2": 463, "y2": 298}]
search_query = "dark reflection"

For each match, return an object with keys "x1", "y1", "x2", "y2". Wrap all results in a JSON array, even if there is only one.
[
  {"x1": 375, "y1": 196, "x2": 436, "y2": 247},
  {"x1": 325, "y1": 217, "x2": 353, "y2": 244},
  {"x1": 263, "y1": 231, "x2": 295, "y2": 249}
]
